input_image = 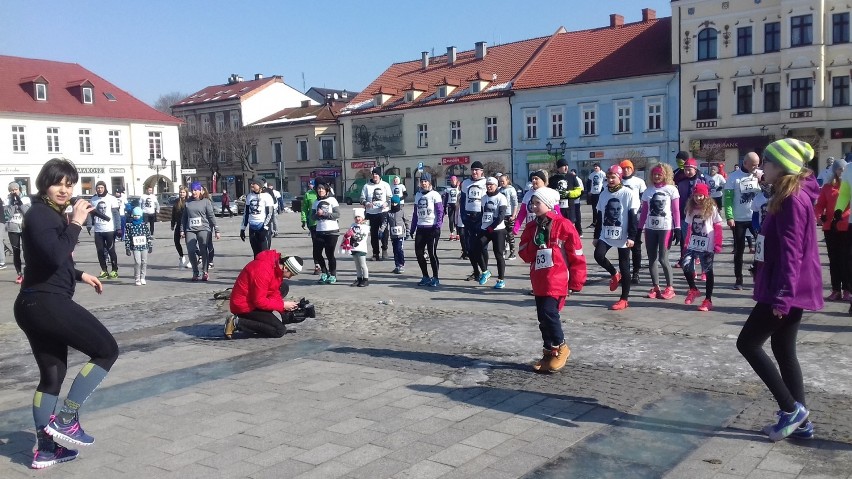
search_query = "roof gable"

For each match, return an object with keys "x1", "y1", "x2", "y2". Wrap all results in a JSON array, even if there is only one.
[
  {"x1": 173, "y1": 76, "x2": 285, "y2": 108},
  {"x1": 250, "y1": 103, "x2": 343, "y2": 127}
]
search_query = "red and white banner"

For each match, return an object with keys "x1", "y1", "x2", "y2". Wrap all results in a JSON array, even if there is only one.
[
  {"x1": 441, "y1": 156, "x2": 470, "y2": 166},
  {"x1": 351, "y1": 161, "x2": 376, "y2": 169}
]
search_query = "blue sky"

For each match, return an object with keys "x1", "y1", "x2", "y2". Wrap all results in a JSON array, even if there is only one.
[{"x1": 1, "y1": 0, "x2": 674, "y2": 107}]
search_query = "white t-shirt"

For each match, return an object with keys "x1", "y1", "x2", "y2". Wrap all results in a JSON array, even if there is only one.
[
  {"x1": 597, "y1": 186, "x2": 638, "y2": 248},
  {"x1": 361, "y1": 181, "x2": 392, "y2": 214},
  {"x1": 313, "y1": 196, "x2": 340, "y2": 232},
  {"x1": 413, "y1": 190, "x2": 442, "y2": 228},
  {"x1": 685, "y1": 207, "x2": 724, "y2": 252},
  {"x1": 641, "y1": 185, "x2": 679, "y2": 231},
  {"x1": 347, "y1": 222, "x2": 369, "y2": 254},
  {"x1": 622, "y1": 176, "x2": 646, "y2": 208},
  {"x1": 90, "y1": 194, "x2": 119, "y2": 233},
  {"x1": 751, "y1": 192, "x2": 769, "y2": 229},
  {"x1": 461, "y1": 177, "x2": 487, "y2": 214},
  {"x1": 588, "y1": 171, "x2": 606, "y2": 194},
  {"x1": 242, "y1": 191, "x2": 275, "y2": 231},
  {"x1": 391, "y1": 183, "x2": 407, "y2": 205},
  {"x1": 445, "y1": 187, "x2": 460, "y2": 205},
  {"x1": 724, "y1": 169, "x2": 761, "y2": 221},
  {"x1": 481, "y1": 193, "x2": 508, "y2": 230},
  {"x1": 708, "y1": 174, "x2": 726, "y2": 198},
  {"x1": 139, "y1": 194, "x2": 159, "y2": 215}
]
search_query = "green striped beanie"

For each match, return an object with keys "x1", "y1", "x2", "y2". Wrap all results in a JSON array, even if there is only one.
[{"x1": 762, "y1": 138, "x2": 813, "y2": 174}]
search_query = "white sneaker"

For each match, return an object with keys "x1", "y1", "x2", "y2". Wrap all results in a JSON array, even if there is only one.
[
  {"x1": 183, "y1": 256, "x2": 191, "y2": 268},
  {"x1": 135, "y1": 279, "x2": 142, "y2": 286},
  {"x1": 140, "y1": 277, "x2": 147, "y2": 285},
  {"x1": 178, "y1": 256, "x2": 185, "y2": 268},
  {"x1": 0, "y1": 264, "x2": 6, "y2": 270}
]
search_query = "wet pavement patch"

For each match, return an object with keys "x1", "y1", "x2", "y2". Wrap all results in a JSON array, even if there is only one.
[{"x1": 522, "y1": 391, "x2": 746, "y2": 478}]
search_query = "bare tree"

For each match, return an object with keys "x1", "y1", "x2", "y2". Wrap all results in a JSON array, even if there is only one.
[
  {"x1": 482, "y1": 161, "x2": 505, "y2": 178},
  {"x1": 152, "y1": 91, "x2": 187, "y2": 115},
  {"x1": 226, "y1": 127, "x2": 259, "y2": 178},
  {"x1": 615, "y1": 148, "x2": 649, "y2": 169}
]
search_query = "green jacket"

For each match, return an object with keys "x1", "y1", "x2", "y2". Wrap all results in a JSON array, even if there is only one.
[{"x1": 301, "y1": 189, "x2": 319, "y2": 227}]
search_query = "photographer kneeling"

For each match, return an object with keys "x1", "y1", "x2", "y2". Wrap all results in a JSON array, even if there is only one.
[{"x1": 226, "y1": 250, "x2": 314, "y2": 339}]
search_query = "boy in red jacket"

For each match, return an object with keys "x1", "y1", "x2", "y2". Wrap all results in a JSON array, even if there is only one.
[{"x1": 519, "y1": 187, "x2": 587, "y2": 373}]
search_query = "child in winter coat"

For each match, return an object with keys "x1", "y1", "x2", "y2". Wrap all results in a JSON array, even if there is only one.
[
  {"x1": 125, "y1": 207, "x2": 154, "y2": 286},
  {"x1": 341, "y1": 208, "x2": 370, "y2": 287},
  {"x1": 680, "y1": 183, "x2": 723, "y2": 311},
  {"x1": 518, "y1": 187, "x2": 587, "y2": 373},
  {"x1": 387, "y1": 195, "x2": 410, "y2": 274}
]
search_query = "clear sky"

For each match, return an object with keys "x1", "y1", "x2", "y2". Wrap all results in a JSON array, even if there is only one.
[{"x1": 1, "y1": 0, "x2": 674, "y2": 107}]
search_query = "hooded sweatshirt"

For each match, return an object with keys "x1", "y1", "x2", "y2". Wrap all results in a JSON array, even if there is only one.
[{"x1": 753, "y1": 176, "x2": 823, "y2": 315}]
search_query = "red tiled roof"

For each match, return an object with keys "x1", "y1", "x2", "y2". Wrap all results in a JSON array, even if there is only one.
[
  {"x1": 173, "y1": 76, "x2": 285, "y2": 108},
  {"x1": 513, "y1": 18, "x2": 674, "y2": 89},
  {"x1": 250, "y1": 102, "x2": 344, "y2": 126},
  {"x1": 0, "y1": 55, "x2": 180, "y2": 124}
]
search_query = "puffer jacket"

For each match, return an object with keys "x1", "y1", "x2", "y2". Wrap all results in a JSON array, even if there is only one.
[{"x1": 230, "y1": 249, "x2": 284, "y2": 315}]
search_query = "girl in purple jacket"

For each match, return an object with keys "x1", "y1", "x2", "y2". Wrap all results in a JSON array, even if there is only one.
[{"x1": 736, "y1": 138, "x2": 823, "y2": 442}]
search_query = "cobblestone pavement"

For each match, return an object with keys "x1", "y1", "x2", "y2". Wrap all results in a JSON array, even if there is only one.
[{"x1": 0, "y1": 204, "x2": 850, "y2": 478}]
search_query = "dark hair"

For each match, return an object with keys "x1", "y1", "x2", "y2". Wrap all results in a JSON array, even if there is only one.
[{"x1": 36, "y1": 158, "x2": 78, "y2": 195}]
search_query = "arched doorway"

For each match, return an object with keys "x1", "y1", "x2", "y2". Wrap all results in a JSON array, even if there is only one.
[{"x1": 144, "y1": 175, "x2": 172, "y2": 193}]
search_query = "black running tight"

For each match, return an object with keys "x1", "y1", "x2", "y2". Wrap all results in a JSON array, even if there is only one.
[
  {"x1": 594, "y1": 241, "x2": 631, "y2": 300},
  {"x1": 414, "y1": 228, "x2": 440, "y2": 278},
  {"x1": 312, "y1": 233, "x2": 338, "y2": 275}
]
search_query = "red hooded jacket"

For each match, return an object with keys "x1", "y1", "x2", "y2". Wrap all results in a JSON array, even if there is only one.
[
  {"x1": 230, "y1": 249, "x2": 284, "y2": 315},
  {"x1": 518, "y1": 210, "x2": 587, "y2": 310}
]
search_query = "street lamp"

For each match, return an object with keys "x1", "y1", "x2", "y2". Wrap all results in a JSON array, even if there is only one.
[
  {"x1": 148, "y1": 155, "x2": 167, "y2": 193},
  {"x1": 546, "y1": 140, "x2": 567, "y2": 162}
]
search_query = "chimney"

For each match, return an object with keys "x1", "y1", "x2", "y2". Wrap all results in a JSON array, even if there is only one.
[
  {"x1": 642, "y1": 8, "x2": 656, "y2": 21},
  {"x1": 610, "y1": 14, "x2": 624, "y2": 28},
  {"x1": 447, "y1": 46, "x2": 456, "y2": 66},
  {"x1": 301, "y1": 100, "x2": 311, "y2": 108},
  {"x1": 228, "y1": 74, "x2": 238, "y2": 84},
  {"x1": 254, "y1": 73, "x2": 264, "y2": 80},
  {"x1": 421, "y1": 51, "x2": 430, "y2": 69},
  {"x1": 475, "y1": 41, "x2": 487, "y2": 59}
]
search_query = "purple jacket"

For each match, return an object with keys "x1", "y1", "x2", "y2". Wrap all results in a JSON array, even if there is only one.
[
  {"x1": 675, "y1": 173, "x2": 707, "y2": 220},
  {"x1": 753, "y1": 175, "x2": 823, "y2": 315}
]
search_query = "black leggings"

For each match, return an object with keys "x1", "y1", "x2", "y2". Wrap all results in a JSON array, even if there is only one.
[
  {"x1": 237, "y1": 310, "x2": 286, "y2": 338},
  {"x1": 474, "y1": 229, "x2": 506, "y2": 279},
  {"x1": 8, "y1": 231, "x2": 22, "y2": 274},
  {"x1": 825, "y1": 229, "x2": 850, "y2": 292},
  {"x1": 312, "y1": 233, "x2": 338, "y2": 275},
  {"x1": 414, "y1": 228, "x2": 440, "y2": 278},
  {"x1": 737, "y1": 303, "x2": 805, "y2": 412},
  {"x1": 367, "y1": 212, "x2": 388, "y2": 257},
  {"x1": 732, "y1": 221, "x2": 753, "y2": 282},
  {"x1": 14, "y1": 292, "x2": 118, "y2": 396},
  {"x1": 446, "y1": 204, "x2": 458, "y2": 234},
  {"x1": 173, "y1": 227, "x2": 184, "y2": 257},
  {"x1": 94, "y1": 231, "x2": 118, "y2": 272},
  {"x1": 594, "y1": 242, "x2": 631, "y2": 300},
  {"x1": 249, "y1": 228, "x2": 271, "y2": 258}
]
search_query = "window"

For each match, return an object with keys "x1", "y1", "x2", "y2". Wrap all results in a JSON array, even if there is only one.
[
  {"x1": 187, "y1": 116, "x2": 196, "y2": 135},
  {"x1": 202, "y1": 116, "x2": 210, "y2": 134},
  {"x1": 549, "y1": 108, "x2": 564, "y2": 138},
  {"x1": 736, "y1": 86, "x2": 753, "y2": 114},
  {"x1": 737, "y1": 26, "x2": 752, "y2": 56},
  {"x1": 646, "y1": 97, "x2": 663, "y2": 131},
  {"x1": 320, "y1": 136, "x2": 335, "y2": 160},
  {"x1": 108, "y1": 130, "x2": 121, "y2": 154},
  {"x1": 148, "y1": 131, "x2": 162, "y2": 159},
  {"x1": 833, "y1": 76, "x2": 850, "y2": 106},
  {"x1": 615, "y1": 100, "x2": 632, "y2": 133},
  {"x1": 82, "y1": 87, "x2": 93, "y2": 104},
  {"x1": 215, "y1": 112, "x2": 225, "y2": 132},
  {"x1": 417, "y1": 123, "x2": 428, "y2": 147},
  {"x1": 790, "y1": 78, "x2": 813, "y2": 109},
  {"x1": 250, "y1": 144, "x2": 258, "y2": 164},
  {"x1": 581, "y1": 104, "x2": 597, "y2": 136},
  {"x1": 697, "y1": 28, "x2": 717, "y2": 60},
  {"x1": 471, "y1": 82, "x2": 481, "y2": 93},
  {"x1": 36, "y1": 83, "x2": 47, "y2": 101},
  {"x1": 46, "y1": 127, "x2": 60, "y2": 153},
  {"x1": 764, "y1": 82, "x2": 781, "y2": 112},
  {"x1": 438, "y1": 86, "x2": 448, "y2": 98},
  {"x1": 230, "y1": 111, "x2": 240, "y2": 131},
  {"x1": 450, "y1": 120, "x2": 461, "y2": 145},
  {"x1": 834, "y1": 13, "x2": 850, "y2": 44},
  {"x1": 697, "y1": 89, "x2": 717, "y2": 120},
  {"x1": 218, "y1": 151, "x2": 227, "y2": 164},
  {"x1": 790, "y1": 15, "x2": 813, "y2": 47},
  {"x1": 765, "y1": 22, "x2": 781, "y2": 52},
  {"x1": 485, "y1": 117, "x2": 497, "y2": 143},
  {"x1": 297, "y1": 138, "x2": 308, "y2": 161},
  {"x1": 78, "y1": 129, "x2": 91, "y2": 153},
  {"x1": 272, "y1": 141, "x2": 283, "y2": 164},
  {"x1": 524, "y1": 110, "x2": 538, "y2": 139},
  {"x1": 12, "y1": 126, "x2": 26, "y2": 152}
]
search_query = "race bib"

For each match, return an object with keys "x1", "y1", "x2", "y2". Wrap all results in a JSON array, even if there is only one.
[
  {"x1": 391, "y1": 225, "x2": 404, "y2": 236},
  {"x1": 559, "y1": 199, "x2": 571, "y2": 208},
  {"x1": 602, "y1": 225, "x2": 622, "y2": 240},
  {"x1": 535, "y1": 248, "x2": 554, "y2": 270},
  {"x1": 482, "y1": 212, "x2": 494, "y2": 224},
  {"x1": 95, "y1": 214, "x2": 110, "y2": 224},
  {"x1": 646, "y1": 215, "x2": 671, "y2": 230},
  {"x1": 468, "y1": 189, "x2": 483, "y2": 200},
  {"x1": 10, "y1": 213, "x2": 23, "y2": 224},
  {"x1": 740, "y1": 178, "x2": 760, "y2": 194},
  {"x1": 132, "y1": 235, "x2": 147, "y2": 246},
  {"x1": 755, "y1": 234, "x2": 765, "y2": 262},
  {"x1": 189, "y1": 217, "x2": 202, "y2": 228},
  {"x1": 688, "y1": 234, "x2": 709, "y2": 252}
]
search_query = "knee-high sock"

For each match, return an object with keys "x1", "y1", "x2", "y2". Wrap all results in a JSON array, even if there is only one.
[
  {"x1": 57, "y1": 363, "x2": 109, "y2": 423},
  {"x1": 33, "y1": 391, "x2": 59, "y2": 428}
]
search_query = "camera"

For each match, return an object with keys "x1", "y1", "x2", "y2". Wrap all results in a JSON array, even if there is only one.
[{"x1": 287, "y1": 297, "x2": 315, "y2": 323}]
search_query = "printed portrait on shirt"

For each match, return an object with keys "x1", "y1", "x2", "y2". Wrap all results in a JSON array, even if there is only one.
[
  {"x1": 649, "y1": 192, "x2": 668, "y2": 217},
  {"x1": 316, "y1": 200, "x2": 331, "y2": 217},
  {"x1": 371, "y1": 188, "x2": 385, "y2": 202},
  {"x1": 417, "y1": 196, "x2": 432, "y2": 217},
  {"x1": 691, "y1": 215, "x2": 705, "y2": 236},
  {"x1": 603, "y1": 198, "x2": 622, "y2": 227},
  {"x1": 248, "y1": 197, "x2": 261, "y2": 215}
]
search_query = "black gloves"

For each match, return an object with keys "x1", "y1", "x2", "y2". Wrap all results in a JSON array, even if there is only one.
[
  {"x1": 673, "y1": 228, "x2": 683, "y2": 246},
  {"x1": 832, "y1": 210, "x2": 843, "y2": 231},
  {"x1": 148, "y1": 247, "x2": 153, "y2": 254},
  {"x1": 126, "y1": 249, "x2": 131, "y2": 256},
  {"x1": 301, "y1": 221, "x2": 307, "y2": 230}
]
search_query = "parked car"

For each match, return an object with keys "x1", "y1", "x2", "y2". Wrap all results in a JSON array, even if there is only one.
[
  {"x1": 210, "y1": 193, "x2": 224, "y2": 216},
  {"x1": 235, "y1": 195, "x2": 245, "y2": 215}
]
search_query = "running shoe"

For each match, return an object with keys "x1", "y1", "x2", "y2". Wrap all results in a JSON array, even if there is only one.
[
  {"x1": 608, "y1": 273, "x2": 621, "y2": 292},
  {"x1": 97, "y1": 271, "x2": 109, "y2": 279},
  {"x1": 31, "y1": 445, "x2": 78, "y2": 469},
  {"x1": 494, "y1": 279, "x2": 506, "y2": 289},
  {"x1": 16, "y1": 274, "x2": 23, "y2": 284},
  {"x1": 429, "y1": 277, "x2": 441, "y2": 287},
  {"x1": 317, "y1": 273, "x2": 328, "y2": 284},
  {"x1": 700, "y1": 272, "x2": 707, "y2": 282},
  {"x1": 790, "y1": 420, "x2": 814, "y2": 439},
  {"x1": 325, "y1": 275, "x2": 337, "y2": 284},
  {"x1": 0, "y1": 264, "x2": 6, "y2": 270},
  {"x1": 659, "y1": 286, "x2": 675, "y2": 300},
  {"x1": 697, "y1": 299, "x2": 713, "y2": 311},
  {"x1": 191, "y1": 275, "x2": 200, "y2": 282},
  {"x1": 398, "y1": 267, "x2": 405, "y2": 274},
  {"x1": 208, "y1": 263, "x2": 214, "y2": 269},
  {"x1": 224, "y1": 314, "x2": 236, "y2": 339},
  {"x1": 684, "y1": 288, "x2": 701, "y2": 305},
  {"x1": 465, "y1": 272, "x2": 479, "y2": 281},
  {"x1": 766, "y1": 403, "x2": 809, "y2": 442},
  {"x1": 508, "y1": 253, "x2": 517, "y2": 260},
  {"x1": 418, "y1": 276, "x2": 431, "y2": 286},
  {"x1": 844, "y1": 291, "x2": 852, "y2": 301},
  {"x1": 202, "y1": 272, "x2": 209, "y2": 282},
  {"x1": 135, "y1": 279, "x2": 142, "y2": 286},
  {"x1": 647, "y1": 287, "x2": 661, "y2": 299},
  {"x1": 108, "y1": 270, "x2": 118, "y2": 279},
  {"x1": 610, "y1": 299, "x2": 629, "y2": 311},
  {"x1": 478, "y1": 270, "x2": 492, "y2": 285},
  {"x1": 45, "y1": 415, "x2": 94, "y2": 446},
  {"x1": 732, "y1": 282, "x2": 744, "y2": 290},
  {"x1": 313, "y1": 265, "x2": 321, "y2": 275},
  {"x1": 140, "y1": 278, "x2": 147, "y2": 285},
  {"x1": 391, "y1": 267, "x2": 400, "y2": 274},
  {"x1": 826, "y1": 291, "x2": 842, "y2": 301}
]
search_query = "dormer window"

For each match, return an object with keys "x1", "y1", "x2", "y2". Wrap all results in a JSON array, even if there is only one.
[
  {"x1": 435, "y1": 77, "x2": 459, "y2": 99},
  {"x1": 82, "y1": 86, "x2": 93, "y2": 104},
  {"x1": 372, "y1": 86, "x2": 396, "y2": 106},
  {"x1": 35, "y1": 83, "x2": 47, "y2": 101},
  {"x1": 438, "y1": 86, "x2": 449, "y2": 98},
  {"x1": 403, "y1": 82, "x2": 427, "y2": 103},
  {"x1": 471, "y1": 83, "x2": 481, "y2": 93},
  {"x1": 467, "y1": 72, "x2": 491, "y2": 94}
]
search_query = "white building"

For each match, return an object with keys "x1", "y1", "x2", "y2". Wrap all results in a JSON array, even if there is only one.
[{"x1": 0, "y1": 55, "x2": 182, "y2": 196}]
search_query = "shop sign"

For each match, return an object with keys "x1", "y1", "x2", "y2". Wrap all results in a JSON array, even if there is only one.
[
  {"x1": 77, "y1": 167, "x2": 104, "y2": 174},
  {"x1": 351, "y1": 161, "x2": 376, "y2": 169},
  {"x1": 441, "y1": 156, "x2": 470, "y2": 165}
]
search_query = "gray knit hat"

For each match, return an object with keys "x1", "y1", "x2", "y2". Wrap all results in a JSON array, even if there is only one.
[{"x1": 8, "y1": 181, "x2": 20, "y2": 192}]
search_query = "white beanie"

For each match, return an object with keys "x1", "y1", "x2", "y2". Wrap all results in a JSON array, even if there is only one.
[
  {"x1": 532, "y1": 187, "x2": 560, "y2": 211},
  {"x1": 353, "y1": 207, "x2": 365, "y2": 218}
]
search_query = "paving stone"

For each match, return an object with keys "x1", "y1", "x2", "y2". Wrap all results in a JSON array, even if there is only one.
[
  {"x1": 393, "y1": 459, "x2": 454, "y2": 479},
  {"x1": 427, "y1": 443, "x2": 485, "y2": 467},
  {"x1": 291, "y1": 443, "x2": 352, "y2": 466}
]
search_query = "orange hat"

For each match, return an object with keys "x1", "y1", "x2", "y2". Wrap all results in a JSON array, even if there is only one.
[{"x1": 619, "y1": 160, "x2": 634, "y2": 170}]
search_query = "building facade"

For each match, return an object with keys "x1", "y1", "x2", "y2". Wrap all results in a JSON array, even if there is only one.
[
  {"x1": 673, "y1": 0, "x2": 852, "y2": 171},
  {"x1": 0, "y1": 55, "x2": 181, "y2": 196}
]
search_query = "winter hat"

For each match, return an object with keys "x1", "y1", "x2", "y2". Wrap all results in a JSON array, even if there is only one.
[
  {"x1": 692, "y1": 183, "x2": 710, "y2": 197},
  {"x1": 420, "y1": 172, "x2": 432, "y2": 182},
  {"x1": 250, "y1": 177, "x2": 265, "y2": 186},
  {"x1": 619, "y1": 160, "x2": 634, "y2": 170},
  {"x1": 115, "y1": 186, "x2": 125, "y2": 194},
  {"x1": 131, "y1": 207, "x2": 143, "y2": 217},
  {"x1": 450, "y1": 175, "x2": 458, "y2": 182},
  {"x1": 531, "y1": 187, "x2": 560, "y2": 210},
  {"x1": 683, "y1": 158, "x2": 699, "y2": 169},
  {"x1": 529, "y1": 170, "x2": 548, "y2": 183},
  {"x1": 281, "y1": 255, "x2": 303, "y2": 275},
  {"x1": 556, "y1": 158, "x2": 569, "y2": 168},
  {"x1": 486, "y1": 176, "x2": 498, "y2": 185},
  {"x1": 763, "y1": 138, "x2": 814, "y2": 174},
  {"x1": 8, "y1": 181, "x2": 20, "y2": 192},
  {"x1": 651, "y1": 164, "x2": 665, "y2": 175},
  {"x1": 471, "y1": 161, "x2": 484, "y2": 170},
  {"x1": 832, "y1": 158, "x2": 846, "y2": 175},
  {"x1": 353, "y1": 207, "x2": 365, "y2": 218},
  {"x1": 607, "y1": 165, "x2": 623, "y2": 178},
  {"x1": 391, "y1": 195, "x2": 401, "y2": 205},
  {"x1": 675, "y1": 151, "x2": 689, "y2": 168},
  {"x1": 95, "y1": 180, "x2": 108, "y2": 193},
  {"x1": 371, "y1": 167, "x2": 382, "y2": 175},
  {"x1": 191, "y1": 181, "x2": 203, "y2": 191}
]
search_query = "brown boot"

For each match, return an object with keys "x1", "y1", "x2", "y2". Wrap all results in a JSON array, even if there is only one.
[
  {"x1": 548, "y1": 343, "x2": 571, "y2": 372},
  {"x1": 532, "y1": 348, "x2": 553, "y2": 373}
]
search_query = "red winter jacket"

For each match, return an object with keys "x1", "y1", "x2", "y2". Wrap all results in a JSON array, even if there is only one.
[
  {"x1": 518, "y1": 211, "x2": 587, "y2": 310},
  {"x1": 230, "y1": 249, "x2": 284, "y2": 315}
]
